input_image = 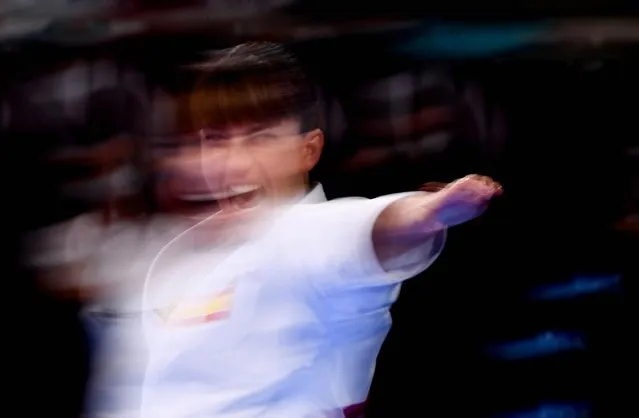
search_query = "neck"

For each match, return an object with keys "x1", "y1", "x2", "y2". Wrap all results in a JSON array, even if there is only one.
[{"x1": 277, "y1": 176, "x2": 311, "y2": 201}]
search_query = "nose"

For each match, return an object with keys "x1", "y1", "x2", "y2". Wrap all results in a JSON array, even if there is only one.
[{"x1": 201, "y1": 141, "x2": 254, "y2": 185}]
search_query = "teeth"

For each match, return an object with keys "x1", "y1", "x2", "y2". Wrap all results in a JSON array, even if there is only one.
[
  {"x1": 181, "y1": 185, "x2": 260, "y2": 201},
  {"x1": 211, "y1": 185, "x2": 260, "y2": 199},
  {"x1": 230, "y1": 184, "x2": 261, "y2": 194}
]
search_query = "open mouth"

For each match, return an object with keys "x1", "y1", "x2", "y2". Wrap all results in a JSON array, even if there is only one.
[{"x1": 178, "y1": 184, "x2": 264, "y2": 214}]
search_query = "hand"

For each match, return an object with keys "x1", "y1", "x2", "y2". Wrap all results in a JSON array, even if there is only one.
[{"x1": 424, "y1": 174, "x2": 502, "y2": 226}]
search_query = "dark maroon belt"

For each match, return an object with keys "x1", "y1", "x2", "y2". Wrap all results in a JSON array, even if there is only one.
[{"x1": 342, "y1": 401, "x2": 367, "y2": 418}]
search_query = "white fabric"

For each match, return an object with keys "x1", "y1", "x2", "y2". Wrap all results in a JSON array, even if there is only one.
[
  {"x1": 83, "y1": 215, "x2": 194, "y2": 418},
  {"x1": 24, "y1": 185, "x2": 446, "y2": 417},
  {"x1": 24, "y1": 213, "x2": 102, "y2": 270},
  {"x1": 24, "y1": 213, "x2": 193, "y2": 418},
  {"x1": 140, "y1": 185, "x2": 446, "y2": 417}
]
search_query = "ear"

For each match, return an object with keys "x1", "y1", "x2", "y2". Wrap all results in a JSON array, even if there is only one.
[{"x1": 301, "y1": 129, "x2": 324, "y2": 171}]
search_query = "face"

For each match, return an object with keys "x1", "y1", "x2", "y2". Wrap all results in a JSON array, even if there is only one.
[{"x1": 162, "y1": 118, "x2": 323, "y2": 222}]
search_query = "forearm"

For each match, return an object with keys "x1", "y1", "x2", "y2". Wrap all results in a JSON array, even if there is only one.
[
  {"x1": 373, "y1": 193, "x2": 446, "y2": 270},
  {"x1": 372, "y1": 174, "x2": 500, "y2": 270}
]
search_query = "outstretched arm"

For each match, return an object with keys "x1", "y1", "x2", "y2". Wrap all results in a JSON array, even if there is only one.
[{"x1": 373, "y1": 175, "x2": 502, "y2": 271}]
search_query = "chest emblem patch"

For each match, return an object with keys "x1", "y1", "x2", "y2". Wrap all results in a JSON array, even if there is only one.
[{"x1": 157, "y1": 285, "x2": 235, "y2": 326}]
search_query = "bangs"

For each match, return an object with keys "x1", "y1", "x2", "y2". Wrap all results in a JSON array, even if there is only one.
[{"x1": 186, "y1": 72, "x2": 315, "y2": 131}]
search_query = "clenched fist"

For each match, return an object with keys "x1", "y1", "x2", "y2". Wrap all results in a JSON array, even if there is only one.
[{"x1": 423, "y1": 175, "x2": 502, "y2": 227}]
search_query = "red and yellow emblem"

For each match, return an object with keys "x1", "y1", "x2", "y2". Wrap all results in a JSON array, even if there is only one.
[{"x1": 157, "y1": 286, "x2": 234, "y2": 326}]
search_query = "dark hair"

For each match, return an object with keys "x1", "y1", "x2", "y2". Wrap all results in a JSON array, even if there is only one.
[{"x1": 182, "y1": 42, "x2": 319, "y2": 134}]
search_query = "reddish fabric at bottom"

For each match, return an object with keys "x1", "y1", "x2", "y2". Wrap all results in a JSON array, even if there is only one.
[{"x1": 343, "y1": 401, "x2": 367, "y2": 418}]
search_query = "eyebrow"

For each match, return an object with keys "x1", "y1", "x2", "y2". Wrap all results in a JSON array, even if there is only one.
[
  {"x1": 247, "y1": 128, "x2": 278, "y2": 138},
  {"x1": 247, "y1": 124, "x2": 273, "y2": 134},
  {"x1": 202, "y1": 124, "x2": 275, "y2": 139}
]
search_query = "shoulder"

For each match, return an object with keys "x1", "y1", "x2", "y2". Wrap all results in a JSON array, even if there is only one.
[
  {"x1": 96, "y1": 215, "x2": 180, "y2": 261},
  {"x1": 90, "y1": 216, "x2": 182, "y2": 294},
  {"x1": 284, "y1": 192, "x2": 419, "y2": 228},
  {"x1": 24, "y1": 212, "x2": 105, "y2": 267}
]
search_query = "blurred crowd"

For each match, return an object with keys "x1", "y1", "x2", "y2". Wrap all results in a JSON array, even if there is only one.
[{"x1": 2, "y1": 38, "x2": 637, "y2": 417}]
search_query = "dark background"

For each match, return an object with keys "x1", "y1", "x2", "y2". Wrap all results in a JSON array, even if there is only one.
[{"x1": 2, "y1": 4, "x2": 637, "y2": 417}]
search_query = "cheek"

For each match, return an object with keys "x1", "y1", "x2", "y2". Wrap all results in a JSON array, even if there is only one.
[
  {"x1": 199, "y1": 150, "x2": 229, "y2": 171},
  {"x1": 172, "y1": 157, "x2": 203, "y2": 181},
  {"x1": 167, "y1": 152, "x2": 217, "y2": 187},
  {"x1": 255, "y1": 145, "x2": 306, "y2": 178},
  {"x1": 171, "y1": 148, "x2": 202, "y2": 170}
]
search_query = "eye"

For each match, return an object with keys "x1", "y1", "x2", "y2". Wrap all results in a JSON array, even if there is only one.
[
  {"x1": 200, "y1": 130, "x2": 222, "y2": 141},
  {"x1": 199, "y1": 129, "x2": 228, "y2": 146},
  {"x1": 248, "y1": 132, "x2": 278, "y2": 144}
]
